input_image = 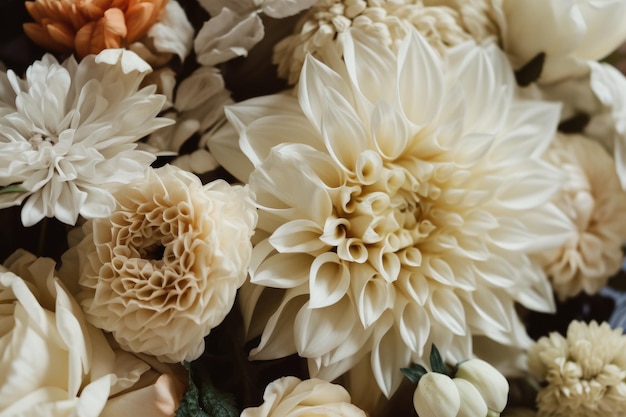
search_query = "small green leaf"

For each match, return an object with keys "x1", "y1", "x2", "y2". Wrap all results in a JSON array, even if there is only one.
[
  {"x1": 429, "y1": 344, "x2": 447, "y2": 375},
  {"x1": 0, "y1": 184, "x2": 27, "y2": 195},
  {"x1": 515, "y1": 52, "x2": 545, "y2": 87},
  {"x1": 176, "y1": 361, "x2": 238, "y2": 417},
  {"x1": 401, "y1": 363, "x2": 428, "y2": 384}
]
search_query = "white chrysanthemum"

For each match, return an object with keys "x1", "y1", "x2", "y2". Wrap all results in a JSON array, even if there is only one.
[
  {"x1": 273, "y1": 0, "x2": 498, "y2": 84},
  {"x1": 210, "y1": 28, "x2": 571, "y2": 396},
  {"x1": 0, "y1": 49, "x2": 171, "y2": 227},
  {"x1": 62, "y1": 165, "x2": 257, "y2": 362},
  {"x1": 528, "y1": 320, "x2": 626, "y2": 417},
  {"x1": 540, "y1": 133, "x2": 626, "y2": 300}
]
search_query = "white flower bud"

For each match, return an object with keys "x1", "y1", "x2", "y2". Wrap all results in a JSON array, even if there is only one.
[
  {"x1": 455, "y1": 359, "x2": 509, "y2": 413},
  {"x1": 453, "y1": 378, "x2": 488, "y2": 417},
  {"x1": 413, "y1": 372, "x2": 460, "y2": 417}
]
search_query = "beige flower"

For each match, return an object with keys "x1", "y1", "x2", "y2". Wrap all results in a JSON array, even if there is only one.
[
  {"x1": 241, "y1": 376, "x2": 367, "y2": 417},
  {"x1": 528, "y1": 320, "x2": 626, "y2": 417},
  {"x1": 0, "y1": 249, "x2": 185, "y2": 417},
  {"x1": 62, "y1": 164, "x2": 257, "y2": 362},
  {"x1": 540, "y1": 133, "x2": 626, "y2": 300},
  {"x1": 273, "y1": 0, "x2": 499, "y2": 84}
]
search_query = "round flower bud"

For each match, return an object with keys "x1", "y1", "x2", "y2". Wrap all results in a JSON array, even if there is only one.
[
  {"x1": 455, "y1": 359, "x2": 509, "y2": 413},
  {"x1": 413, "y1": 372, "x2": 461, "y2": 417},
  {"x1": 453, "y1": 378, "x2": 489, "y2": 417}
]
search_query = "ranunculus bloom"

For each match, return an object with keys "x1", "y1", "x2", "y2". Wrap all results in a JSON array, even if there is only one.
[
  {"x1": 210, "y1": 28, "x2": 571, "y2": 397},
  {"x1": 539, "y1": 133, "x2": 626, "y2": 300},
  {"x1": 24, "y1": 0, "x2": 168, "y2": 58},
  {"x1": 62, "y1": 164, "x2": 257, "y2": 362},
  {"x1": 241, "y1": 377, "x2": 366, "y2": 417},
  {"x1": 528, "y1": 320, "x2": 626, "y2": 417},
  {"x1": 0, "y1": 249, "x2": 185, "y2": 417},
  {"x1": 0, "y1": 48, "x2": 171, "y2": 227}
]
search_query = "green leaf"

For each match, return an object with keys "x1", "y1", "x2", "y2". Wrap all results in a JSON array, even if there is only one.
[
  {"x1": 514, "y1": 52, "x2": 545, "y2": 87},
  {"x1": 176, "y1": 362, "x2": 239, "y2": 417},
  {"x1": 401, "y1": 363, "x2": 428, "y2": 384},
  {"x1": 0, "y1": 184, "x2": 27, "y2": 195},
  {"x1": 429, "y1": 344, "x2": 447, "y2": 375}
]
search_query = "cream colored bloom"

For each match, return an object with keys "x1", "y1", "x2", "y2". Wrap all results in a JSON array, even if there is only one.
[
  {"x1": 210, "y1": 28, "x2": 571, "y2": 396},
  {"x1": 539, "y1": 133, "x2": 626, "y2": 300},
  {"x1": 0, "y1": 49, "x2": 171, "y2": 227},
  {"x1": 455, "y1": 358, "x2": 509, "y2": 413},
  {"x1": 496, "y1": 0, "x2": 626, "y2": 82},
  {"x1": 63, "y1": 164, "x2": 257, "y2": 363},
  {"x1": 241, "y1": 376, "x2": 366, "y2": 417},
  {"x1": 273, "y1": 0, "x2": 499, "y2": 84},
  {"x1": 528, "y1": 320, "x2": 626, "y2": 417},
  {"x1": 413, "y1": 372, "x2": 461, "y2": 417},
  {"x1": 0, "y1": 249, "x2": 184, "y2": 417}
]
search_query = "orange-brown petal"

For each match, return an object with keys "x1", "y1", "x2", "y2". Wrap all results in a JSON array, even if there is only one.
[
  {"x1": 103, "y1": 7, "x2": 127, "y2": 37},
  {"x1": 75, "y1": 21, "x2": 98, "y2": 58},
  {"x1": 23, "y1": 22, "x2": 69, "y2": 52},
  {"x1": 124, "y1": 2, "x2": 155, "y2": 42},
  {"x1": 46, "y1": 22, "x2": 77, "y2": 49}
]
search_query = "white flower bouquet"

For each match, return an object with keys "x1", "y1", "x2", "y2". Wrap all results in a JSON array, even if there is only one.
[{"x1": 2, "y1": 0, "x2": 626, "y2": 416}]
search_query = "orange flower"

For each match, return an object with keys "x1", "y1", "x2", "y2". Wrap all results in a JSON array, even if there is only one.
[{"x1": 24, "y1": 0, "x2": 167, "y2": 58}]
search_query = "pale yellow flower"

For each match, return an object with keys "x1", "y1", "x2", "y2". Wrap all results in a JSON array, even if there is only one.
[
  {"x1": 528, "y1": 320, "x2": 626, "y2": 417},
  {"x1": 62, "y1": 164, "x2": 257, "y2": 362}
]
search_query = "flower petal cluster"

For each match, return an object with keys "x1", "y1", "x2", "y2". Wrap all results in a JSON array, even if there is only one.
[
  {"x1": 24, "y1": 0, "x2": 168, "y2": 58},
  {"x1": 241, "y1": 376, "x2": 366, "y2": 417},
  {"x1": 0, "y1": 249, "x2": 185, "y2": 416},
  {"x1": 539, "y1": 133, "x2": 626, "y2": 300},
  {"x1": 63, "y1": 164, "x2": 257, "y2": 362},
  {"x1": 211, "y1": 28, "x2": 571, "y2": 396},
  {"x1": 273, "y1": 0, "x2": 499, "y2": 84},
  {"x1": 528, "y1": 320, "x2": 626, "y2": 417},
  {"x1": 0, "y1": 49, "x2": 171, "y2": 226}
]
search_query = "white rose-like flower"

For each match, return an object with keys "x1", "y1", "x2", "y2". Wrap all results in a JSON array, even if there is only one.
[
  {"x1": 539, "y1": 133, "x2": 626, "y2": 300},
  {"x1": 528, "y1": 320, "x2": 626, "y2": 417},
  {"x1": 241, "y1": 376, "x2": 366, "y2": 417},
  {"x1": 63, "y1": 164, "x2": 257, "y2": 362},
  {"x1": 210, "y1": 28, "x2": 571, "y2": 397},
  {"x1": 497, "y1": 0, "x2": 626, "y2": 82},
  {"x1": 413, "y1": 372, "x2": 461, "y2": 417},
  {"x1": 0, "y1": 249, "x2": 184, "y2": 416},
  {"x1": 273, "y1": 0, "x2": 499, "y2": 84},
  {"x1": 0, "y1": 49, "x2": 171, "y2": 227}
]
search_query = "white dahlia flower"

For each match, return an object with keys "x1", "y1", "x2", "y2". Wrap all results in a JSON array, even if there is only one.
[
  {"x1": 0, "y1": 49, "x2": 171, "y2": 227},
  {"x1": 273, "y1": 0, "x2": 499, "y2": 84},
  {"x1": 210, "y1": 28, "x2": 571, "y2": 397},
  {"x1": 62, "y1": 164, "x2": 257, "y2": 362},
  {"x1": 540, "y1": 133, "x2": 626, "y2": 300}
]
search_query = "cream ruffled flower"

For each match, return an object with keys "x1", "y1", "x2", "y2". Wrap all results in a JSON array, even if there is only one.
[
  {"x1": 0, "y1": 49, "x2": 171, "y2": 227},
  {"x1": 273, "y1": 0, "x2": 499, "y2": 84},
  {"x1": 0, "y1": 249, "x2": 185, "y2": 417},
  {"x1": 62, "y1": 164, "x2": 257, "y2": 363},
  {"x1": 241, "y1": 377, "x2": 366, "y2": 417},
  {"x1": 528, "y1": 320, "x2": 626, "y2": 417},
  {"x1": 539, "y1": 133, "x2": 626, "y2": 300},
  {"x1": 210, "y1": 28, "x2": 571, "y2": 396}
]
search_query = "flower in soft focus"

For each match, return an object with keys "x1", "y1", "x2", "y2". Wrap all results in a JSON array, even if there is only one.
[
  {"x1": 23, "y1": 0, "x2": 168, "y2": 59},
  {"x1": 413, "y1": 372, "x2": 461, "y2": 417},
  {"x1": 0, "y1": 49, "x2": 171, "y2": 227},
  {"x1": 240, "y1": 376, "x2": 367, "y2": 417},
  {"x1": 0, "y1": 249, "x2": 185, "y2": 416},
  {"x1": 539, "y1": 133, "x2": 626, "y2": 300},
  {"x1": 455, "y1": 358, "x2": 509, "y2": 413},
  {"x1": 528, "y1": 320, "x2": 626, "y2": 417},
  {"x1": 273, "y1": 0, "x2": 499, "y2": 84},
  {"x1": 210, "y1": 28, "x2": 571, "y2": 396},
  {"x1": 62, "y1": 164, "x2": 257, "y2": 363},
  {"x1": 453, "y1": 378, "x2": 489, "y2": 417},
  {"x1": 496, "y1": 0, "x2": 626, "y2": 82}
]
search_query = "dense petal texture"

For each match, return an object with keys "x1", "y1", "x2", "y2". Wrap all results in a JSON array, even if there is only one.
[
  {"x1": 24, "y1": 0, "x2": 168, "y2": 58},
  {"x1": 539, "y1": 133, "x2": 626, "y2": 300},
  {"x1": 240, "y1": 377, "x2": 366, "y2": 417},
  {"x1": 212, "y1": 28, "x2": 571, "y2": 397},
  {"x1": 63, "y1": 165, "x2": 257, "y2": 362},
  {"x1": 0, "y1": 250, "x2": 184, "y2": 416},
  {"x1": 0, "y1": 49, "x2": 171, "y2": 226},
  {"x1": 528, "y1": 320, "x2": 626, "y2": 417}
]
